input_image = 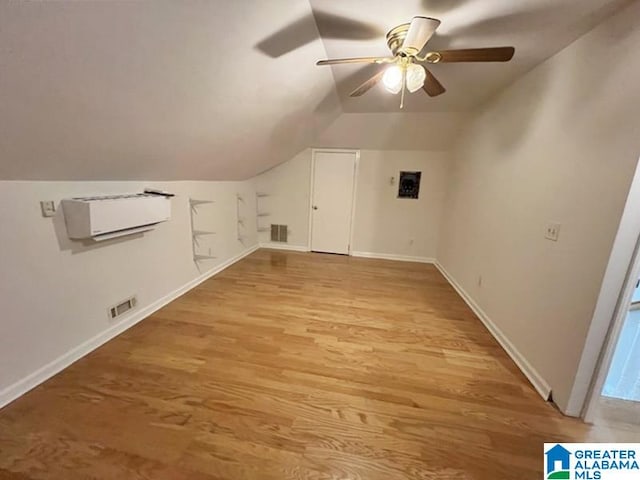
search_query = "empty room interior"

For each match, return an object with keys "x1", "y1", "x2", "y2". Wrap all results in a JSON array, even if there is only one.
[{"x1": 1, "y1": 0, "x2": 640, "y2": 478}]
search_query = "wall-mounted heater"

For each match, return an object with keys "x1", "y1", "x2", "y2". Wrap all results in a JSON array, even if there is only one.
[{"x1": 62, "y1": 193, "x2": 171, "y2": 241}]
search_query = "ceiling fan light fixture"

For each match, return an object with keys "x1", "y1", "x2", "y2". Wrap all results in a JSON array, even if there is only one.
[
  {"x1": 315, "y1": 15, "x2": 515, "y2": 107},
  {"x1": 382, "y1": 65, "x2": 403, "y2": 94},
  {"x1": 406, "y1": 64, "x2": 426, "y2": 93}
]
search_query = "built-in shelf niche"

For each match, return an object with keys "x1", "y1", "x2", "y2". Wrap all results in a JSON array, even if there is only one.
[{"x1": 189, "y1": 198, "x2": 216, "y2": 262}]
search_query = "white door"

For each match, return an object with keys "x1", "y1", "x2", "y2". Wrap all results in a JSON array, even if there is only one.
[{"x1": 310, "y1": 151, "x2": 357, "y2": 254}]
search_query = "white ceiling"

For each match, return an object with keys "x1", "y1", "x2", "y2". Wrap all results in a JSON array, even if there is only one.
[
  {"x1": 310, "y1": 0, "x2": 631, "y2": 112},
  {"x1": 0, "y1": 0, "x2": 630, "y2": 180}
]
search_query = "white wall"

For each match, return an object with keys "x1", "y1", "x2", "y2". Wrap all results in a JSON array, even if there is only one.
[
  {"x1": 352, "y1": 150, "x2": 449, "y2": 260},
  {"x1": 253, "y1": 150, "x2": 313, "y2": 249},
  {"x1": 254, "y1": 148, "x2": 450, "y2": 260},
  {"x1": 437, "y1": 1, "x2": 640, "y2": 413},
  {"x1": 0, "y1": 180, "x2": 257, "y2": 405}
]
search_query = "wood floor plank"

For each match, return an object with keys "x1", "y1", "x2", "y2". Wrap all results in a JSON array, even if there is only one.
[{"x1": 0, "y1": 249, "x2": 625, "y2": 479}]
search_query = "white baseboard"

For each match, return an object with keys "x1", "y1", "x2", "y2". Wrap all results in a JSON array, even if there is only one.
[
  {"x1": 259, "y1": 246, "x2": 434, "y2": 264},
  {"x1": 434, "y1": 261, "x2": 552, "y2": 401},
  {"x1": 351, "y1": 251, "x2": 435, "y2": 264},
  {"x1": 259, "y1": 242, "x2": 310, "y2": 252},
  {"x1": 0, "y1": 244, "x2": 259, "y2": 410}
]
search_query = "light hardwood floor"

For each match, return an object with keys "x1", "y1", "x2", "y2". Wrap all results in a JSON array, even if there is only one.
[
  {"x1": 0, "y1": 249, "x2": 628, "y2": 479},
  {"x1": 590, "y1": 397, "x2": 640, "y2": 441}
]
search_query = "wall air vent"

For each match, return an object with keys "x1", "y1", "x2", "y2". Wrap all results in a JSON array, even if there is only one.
[
  {"x1": 108, "y1": 296, "x2": 137, "y2": 320},
  {"x1": 270, "y1": 224, "x2": 288, "y2": 243}
]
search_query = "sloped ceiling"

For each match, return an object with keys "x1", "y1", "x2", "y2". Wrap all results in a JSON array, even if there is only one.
[
  {"x1": 0, "y1": 0, "x2": 630, "y2": 180},
  {"x1": 0, "y1": 1, "x2": 339, "y2": 180}
]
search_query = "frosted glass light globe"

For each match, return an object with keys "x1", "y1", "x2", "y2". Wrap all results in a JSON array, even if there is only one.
[
  {"x1": 382, "y1": 65, "x2": 403, "y2": 94},
  {"x1": 406, "y1": 64, "x2": 426, "y2": 93}
]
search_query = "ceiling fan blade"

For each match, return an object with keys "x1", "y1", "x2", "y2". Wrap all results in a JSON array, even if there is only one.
[
  {"x1": 317, "y1": 57, "x2": 394, "y2": 66},
  {"x1": 350, "y1": 70, "x2": 385, "y2": 97},
  {"x1": 427, "y1": 47, "x2": 515, "y2": 63},
  {"x1": 401, "y1": 16, "x2": 441, "y2": 55},
  {"x1": 422, "y1": 68, "x2": 446, "y2": 97}
]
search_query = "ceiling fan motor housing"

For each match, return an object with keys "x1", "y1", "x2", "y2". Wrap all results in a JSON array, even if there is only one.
[{"x1": 386, "y1": 23, "x2": 411, "y2": 55}]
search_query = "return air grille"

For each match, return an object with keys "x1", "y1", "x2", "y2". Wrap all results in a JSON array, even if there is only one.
[
  {"x1": 108, "y1": 296, "x2": 137, "y2": 320},
  {"x1": 270, "y1": 224, "x2": 288, "y2": 242}
]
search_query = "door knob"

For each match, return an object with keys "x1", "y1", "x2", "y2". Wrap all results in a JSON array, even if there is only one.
[{"x1": 313, "y1": 206, "x2": 318, "y2": 210}]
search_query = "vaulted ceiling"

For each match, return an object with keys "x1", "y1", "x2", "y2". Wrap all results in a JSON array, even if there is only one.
[{"x1": 0, "y1": 0, "x2": 629, "y2": 180}]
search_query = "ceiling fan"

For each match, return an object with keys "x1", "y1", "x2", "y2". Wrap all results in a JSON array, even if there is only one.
[{"x1": 316, "y1": 16, "x2": 515, "y2": 108}]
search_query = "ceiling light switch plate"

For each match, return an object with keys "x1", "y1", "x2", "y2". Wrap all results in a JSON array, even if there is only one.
[
  {"x1": 40, "y1": 201, "x2": 56, "y2": 217},
  {"x1": 545, "y1": 222, "x2": 561, "y2": 241}
]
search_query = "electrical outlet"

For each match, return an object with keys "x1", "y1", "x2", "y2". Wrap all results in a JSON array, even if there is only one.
[
  {"x1": 545, "y1": 222, "x2": 561, "y2": 241},
  {"x1": 40, "y1": 201, "x2": 56, "y2": 217}
]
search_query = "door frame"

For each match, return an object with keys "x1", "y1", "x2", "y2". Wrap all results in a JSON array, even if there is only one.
[
  {"x1": 582, "y1": 232, "x2": 640, "y2": 421},
  {"x1": 573, "y1": 156, "x2": 640, "y2": 420},
  {"x1": 308, "y1": 148, "x2": 360, "y2": 254}
]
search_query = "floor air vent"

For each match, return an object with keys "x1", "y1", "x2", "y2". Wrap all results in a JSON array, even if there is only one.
[
  {"x1": 270, "y1": 224, "x2": 288, "y2": 242},
  {"x1": 108, "y1": 296, "x2": 137, "y2": 320}
]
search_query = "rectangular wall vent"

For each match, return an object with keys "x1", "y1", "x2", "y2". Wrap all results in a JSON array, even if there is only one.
[
  {"x1": 108, "y1": 295, "x2": 137, "y2": 320},
  {"x1": 270, "y1": 224, "x2": 288, "y2": 243}
]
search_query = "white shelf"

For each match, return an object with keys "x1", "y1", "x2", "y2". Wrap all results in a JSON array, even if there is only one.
[
  {"x1": 189, "y1": 198, "x2": 216, "y2": 262},
  {"x1": 190, "y1": 199, "x2": 214, "y2": 207},
  {"x1": 194, "y1": 254, "x2": 216, "y2": 261},
  {"x1": 256, "y1": 192, "x2": 270, "y2": 234},
  {"x1": 237, "y1": 194, "x2": 246, "y2": 241}
]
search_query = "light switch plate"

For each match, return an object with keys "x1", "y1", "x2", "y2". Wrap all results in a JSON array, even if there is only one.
[
  {"x1": 40, "y1": 200, "x2": 56, "y2": 217},
  {"x1": 545, "y1": 222, "x2": 561, "y2": 241}
]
